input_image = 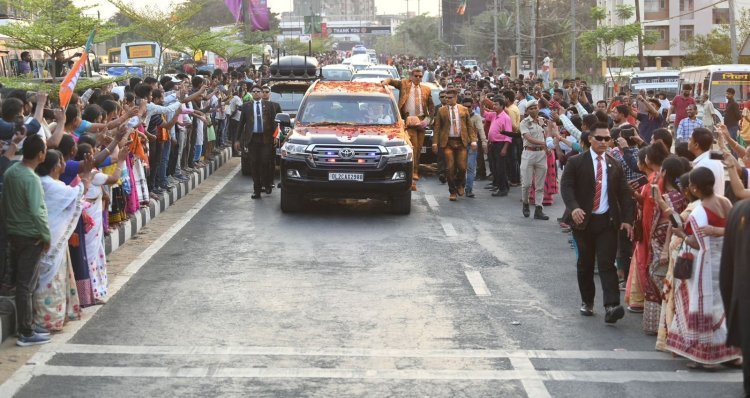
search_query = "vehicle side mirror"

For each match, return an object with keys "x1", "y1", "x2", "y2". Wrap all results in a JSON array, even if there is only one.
[{"x1": 275, "y1": 113, "x2": 291, "y2": 126}]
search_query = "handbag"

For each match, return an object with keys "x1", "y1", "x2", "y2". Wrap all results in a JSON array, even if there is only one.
[{"x1": 673, "y1": 245, "x2": 694, "y2": 280}]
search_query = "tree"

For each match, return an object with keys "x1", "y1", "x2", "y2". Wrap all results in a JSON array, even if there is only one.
[
  {"x1": 110, "y1": 0, "x2": 208, "y2": 76},
  {"x1": 580, "y1": 5, "x2": 656, "y2": 81},
  {"x1": 683, "y1": 10, "x2": 750, "y2": 66},
  {"x1": 0, "y1": 0, "x2": 119, "y2": 81},
  {"x1": 374, "y1": 15, "x2": 446, "y2": 57}
]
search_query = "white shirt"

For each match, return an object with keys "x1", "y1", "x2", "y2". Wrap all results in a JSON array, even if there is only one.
[
  {"x1": 693, "y1": 151, "x2": 725, "y2": 197},
  {"x1": 590, "y1": 149, "x2": 609, "y2": 214},
  {"x1": 229, "y1": 96, "x2": 243, "y2": 121}
]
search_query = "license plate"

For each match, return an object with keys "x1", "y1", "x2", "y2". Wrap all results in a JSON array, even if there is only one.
[
  {"x1": 329, "y1": 172, "x2": 364, "y2": 182},
  {"x1": 421, "y1": 147, "x2": 427, "y2": 153}
]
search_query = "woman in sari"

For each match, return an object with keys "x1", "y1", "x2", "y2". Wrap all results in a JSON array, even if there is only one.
[
  {"x1": 667, "y1": 167, "x2": 742, "y2": 369},
  {"x1": 33, "y1": 150, "x2": 85, "y2": 331},
  {"x1": 625, "y1": 148, "x2": 657, "y2": 314},
  {"x1": 640, "y1": 143, "x2": 673, "y2": 334},
  {"x1": 657, "y1": 172, "x2": 695, "y2": 351},
  {"x1": 77, "y1": 143, "x2": 125, "y2": 304}
]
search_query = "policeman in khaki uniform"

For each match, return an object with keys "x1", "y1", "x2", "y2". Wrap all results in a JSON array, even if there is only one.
[{"x1": 520, "y1": 100, "x2": 549, "y2": 220}]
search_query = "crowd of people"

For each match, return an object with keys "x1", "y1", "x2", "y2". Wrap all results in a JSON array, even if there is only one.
[
  {"x1": 384, "y1": 57, "x2": 750, "y2": 395},
  {"x1": 0, "y1": 65, "x2": 269, "y2": 347}
]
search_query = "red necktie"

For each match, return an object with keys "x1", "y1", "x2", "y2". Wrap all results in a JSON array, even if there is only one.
[{"x1": 593, "y1": 155, "x2": 603, "y2": 212}]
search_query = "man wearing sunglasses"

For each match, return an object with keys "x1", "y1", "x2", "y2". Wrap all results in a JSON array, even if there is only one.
[
  {"x1": 384, "y1": 68, "x2": 435, "y2": 188},
  {"x1": 560, "y1": 122, "x2": 635, "y2": 323},
  {"x1": 236, "y1": 86, "x2": 278, "y2": 199},
  {"x1": 261, "y1": 85, "x2": 282, "y2": 192}
]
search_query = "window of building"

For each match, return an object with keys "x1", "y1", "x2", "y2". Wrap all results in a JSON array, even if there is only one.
[
  {"x1": 680, "y1": 25, "x2": 694, "y2": 50},
  {"x1": 713, "y1": 8, "x2": 730, "y2": 24},
  {"x1": 680, "y1": 0, "x2": 694, "y2": 19},
  {"x1": 645, "y1": 0, "x2": 666, "y2": 12},
  {"x1": 646, "y1": 26, "x2": 667, "y2": 41}
]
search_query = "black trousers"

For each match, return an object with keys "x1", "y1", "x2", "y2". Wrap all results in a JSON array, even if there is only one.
[
  {"x1": 8, "y1": 235, "x2": 43, "y2": 337},
  {"x1": 147, "y1": 140, "x2": 162, "y2": 190},
  {"x1": 248, "y1": 135, "x2": 272, "y2": 193},
  {"x1": 228, "y1": 119, "x2": 240, "y2": 156},
  {"x1": 265, "y1": 145, "x2": 276, "y2": 189},
  {"x1": 508, "y1": 136, "x2": 522, "y2": 184},
  {"x1": 476, "y1": 142, "x2": 487, "y2": 178},
  {"x1": 489, "y1": 142, "x2": 510, "y2": 192},
  {"x1": 572, "y1": 213, "x2": 621, "y2": 307}
]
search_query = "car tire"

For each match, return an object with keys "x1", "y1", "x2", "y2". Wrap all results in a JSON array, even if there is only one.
[
  {"x1": 241, "y1": 154, "x2": 252, "y2": 176},
  {"x1": 281, "y1": 188, "x2": 303, "y2": 213},
  {"x1": 390, "y1": 191, "x2": 411, "y2": 215}
]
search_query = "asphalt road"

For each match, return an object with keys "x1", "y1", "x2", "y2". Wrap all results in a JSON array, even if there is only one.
[{"x1": 8, "y1": 168, "x2": 745, "y2": 397}]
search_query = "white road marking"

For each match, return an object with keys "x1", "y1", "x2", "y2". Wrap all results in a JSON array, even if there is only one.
[
  {"x1": 0, "y1": 164, "x2": 241, "y2": 398},
  {"x1": 45, "y1": 344, "x2": 683, "y2": 361},
  {"x1": 441, "y1": 222, "x2": 457, "y2": 237},
  {"x1": 425, "y1": 194, "x2": 439, "y2": 209},
  {"x1": 510, "y1": 357, "x2": 552, "y2": 398},
  {"x1": 29, "y1": 365, "x2": 743, "y2": 383},
  {"x1": 464, "y1": 270, "x2": 491, "y2": 296}
]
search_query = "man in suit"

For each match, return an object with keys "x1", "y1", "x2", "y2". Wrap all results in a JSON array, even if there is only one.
[
  {"x1": 384, "y1": 68, "x2": 435, "y2": 188},
  {"x1": 262, "y1": 85, "x2": 282, "y2": 192},
  {"x1": 235, "y1": 85, "x2": 278, "y2": 199},
  {"x1": 561, "y1": 121, "x2": 634, "y2": 323},
  {"x1": 431, "y1": 89, "x2": 478, "y2": 201}
]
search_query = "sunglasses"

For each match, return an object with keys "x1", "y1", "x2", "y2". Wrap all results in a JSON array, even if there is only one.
[
  {"x1": 252, "y1": 90, "x2": 262, "y2": 93},
  {"x1": 592, "y1": 135, "x2": 612, "y2": 142},
  {"x1": 263, "y1": 90, "x2": 270, "y2": 93}
]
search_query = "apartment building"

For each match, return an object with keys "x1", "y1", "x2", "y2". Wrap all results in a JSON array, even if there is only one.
[{"x1": 599, "y1": 0, "x2": 731, "y2": 67}]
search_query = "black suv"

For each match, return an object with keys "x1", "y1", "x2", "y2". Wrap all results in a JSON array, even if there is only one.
[{"x1": 277, "y1": 81, "x2": 414, "y2": 214}]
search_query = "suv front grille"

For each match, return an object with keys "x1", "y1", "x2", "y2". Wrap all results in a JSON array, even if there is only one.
[{"x1": 311, "y1": 146, "x2": 382, "y2": 168}]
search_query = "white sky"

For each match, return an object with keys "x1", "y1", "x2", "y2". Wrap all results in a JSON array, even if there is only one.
[{"x1": 75, "y1": 0, "x2": 442, "y2": 20}]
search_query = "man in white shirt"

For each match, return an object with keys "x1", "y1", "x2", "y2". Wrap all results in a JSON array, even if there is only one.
[{"x1": 690, "y1": 127, "x2": 725, "y2": 197}]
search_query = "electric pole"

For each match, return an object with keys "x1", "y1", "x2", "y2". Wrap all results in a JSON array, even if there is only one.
[
  {"x1": 494, "y1": 0, "x2": 499, "y2": 60},
  {"x1": 571, "y1": 0, "x2": 576, "y2": 77},
  {"x1": 531, "y1": 0, "x2": 537, "y2": 75},
  {"x1": 634, "y1": 0, "x2": 645, "y2": 70},
  {"x1": 515, "y1": 0, "x2": 520, "y2": 62},
  {"x1": 729, "y1": 0, "x2": 738, "y2": 63}
]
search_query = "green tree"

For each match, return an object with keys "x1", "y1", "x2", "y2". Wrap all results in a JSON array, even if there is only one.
[
  {"x1": 683, "y1": 28, "x2": 732, "y2": 66},
  {"x1": 374, "y1": 15, "x2": 446, "y2": 57},
  {"x1": 0, "y1": 0, "x2": 119, "y2": 81},
  {"x1": 580, "y1": 5, "x2": 656, "y2": 82},
  {"x1": 110, "y1": 0, "x2": 208, "y2": 76}
]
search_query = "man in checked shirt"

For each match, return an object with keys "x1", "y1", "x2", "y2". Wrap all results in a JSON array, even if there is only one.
[{"x1": 675, "y1": 104, "x2": 703, "y2": 144}]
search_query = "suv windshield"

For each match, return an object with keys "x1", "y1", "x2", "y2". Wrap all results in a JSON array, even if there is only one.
[
  {"x1": 270, "y1": 87, "x2": 307, "y2": 113},
  {"x1": 298, "y1": 95, "x2": 397, "y2": 125}
]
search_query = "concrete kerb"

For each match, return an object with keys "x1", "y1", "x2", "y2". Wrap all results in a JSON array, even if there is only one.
[{"x1": 0, "y1": 147, "x2": 232, "y2": 343}]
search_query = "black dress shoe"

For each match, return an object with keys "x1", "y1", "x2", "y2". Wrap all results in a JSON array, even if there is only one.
[
  {"x1": 265, "y1": 186, "x2": 273, "y2": 194},
  {"x1": 492, "y1": 190, "x2": 508, "y2": 197},
  {"x1": 522, "y1": 203, "x2": 530, "y2": 218},
  {"x1": 605, "y1": 305, "x2": 625, "y2": 324},
  {"x1": 580, "y1": 303, "x2": 594, "y2": 316},
  {"x1": 251, "y1": 193, "x2": 261, "y2": 199}
]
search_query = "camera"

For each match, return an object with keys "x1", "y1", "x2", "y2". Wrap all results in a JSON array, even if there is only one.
[{"x1": 620, "y1": 127, "x2": 636, "y2": 146}]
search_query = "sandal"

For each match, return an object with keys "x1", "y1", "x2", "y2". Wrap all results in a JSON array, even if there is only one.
[{"x1": 686, "y1": 362, "x2": 720, "y2": 371}]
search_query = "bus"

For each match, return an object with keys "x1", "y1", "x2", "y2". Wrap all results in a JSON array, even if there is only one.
[
  {"x1": 120, "y1": 41, "x2": 161, "y2": 66},
  {"x1": 628, "y1": 70, "x2": 679, "y2": 99},
  {"x1": 679, "y1": 64, "x2": 750, "y2": 112},
  {"x1": 107, "y1": 47, "x2": 121, "y2": 63}
]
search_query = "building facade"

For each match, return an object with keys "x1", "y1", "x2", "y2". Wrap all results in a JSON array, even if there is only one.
[
  {"x1": 599, "y1": 0, "x2": 730, "y2": 68},
  {"x1": 292, "y1": 0, "x2": 376, "y2": 20}
]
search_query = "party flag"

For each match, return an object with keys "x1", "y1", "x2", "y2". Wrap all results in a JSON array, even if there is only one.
[{"x1": 59, "y1": 29, "x2": 95, "y2": 109}]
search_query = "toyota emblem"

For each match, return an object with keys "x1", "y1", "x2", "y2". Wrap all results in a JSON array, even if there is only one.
[{"x1": 339, "y1": 148, "x2": 355, "y2": 159}]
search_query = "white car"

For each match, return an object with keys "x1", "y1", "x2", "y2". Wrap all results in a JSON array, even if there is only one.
[
  {"x1": 351, "y1": 71, "x2": 392, "y2": 82},
  {"x1": 462, "y1": 59, "x2": 478, "y2": 69},
  {"x1": 321, "y1": 64, "x2": 355, "y2": 81},
  {"x1": 366, "y1": 64, "x2": 399, "y2": 79}
]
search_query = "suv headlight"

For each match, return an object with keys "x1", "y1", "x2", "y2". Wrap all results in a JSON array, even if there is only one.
[
  {"x1": 385, "y1": 145, "x2": 413, "y2": 162},
  {"x1": 281, "y1": 142, "x2": 308, "y2": 159}
]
